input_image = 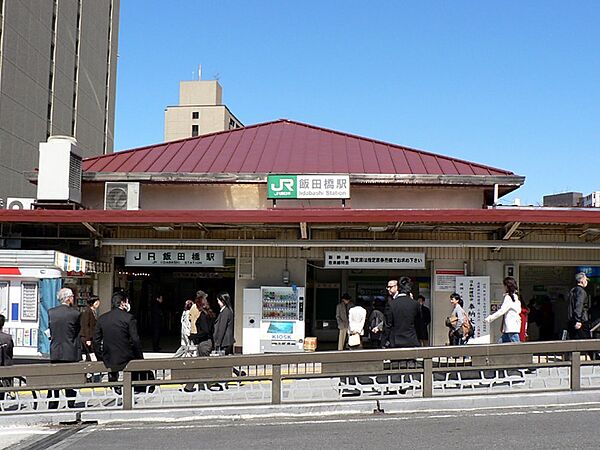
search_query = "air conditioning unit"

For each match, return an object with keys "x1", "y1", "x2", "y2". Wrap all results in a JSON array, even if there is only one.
[
  {"x1": 104, "y1": 182, "x2": 140, "y2": 210},
  {"x1": 36, "y1": 136, "x2": 82, "y2": 204},
  {"x1": 6, "y1": 198, "x2": 35, "y2": 210}
]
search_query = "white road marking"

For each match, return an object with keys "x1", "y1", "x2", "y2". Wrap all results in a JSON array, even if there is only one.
[{"x1": 92, "y1": 405, "x2": 600, "y2": 432}]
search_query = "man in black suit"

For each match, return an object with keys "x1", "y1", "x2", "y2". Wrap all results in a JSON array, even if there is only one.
[
  {"x1": 94, "y1": 291, "x2": 143, "y2": 386},
  {"x1": 150, "y1": 294, "x2": 164, "y2": 352},
  {"x1": 416, "y1": 294, "x2": 431, "y2": 347},
  {"x1": 384, "y1": 277, "x2": 419, "y2": 348},
  {"x1": 0, "y1": 314, "x2": 13, "y2": 366},
  {"x1": 0, "y1": 314, "x2": 14, "y2": 401},
  {"x1": 48, "y1": 287, "x2": 81, "y2": 408}
]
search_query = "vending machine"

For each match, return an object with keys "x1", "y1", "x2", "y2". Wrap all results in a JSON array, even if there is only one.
[{"x1": 242, "y1": 286, "x2": 305, "y2": 354}]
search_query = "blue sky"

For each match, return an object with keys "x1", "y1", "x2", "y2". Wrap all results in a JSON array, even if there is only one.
[{"x1": 114, "y1": 1, "x2": 599, "y2": 205}]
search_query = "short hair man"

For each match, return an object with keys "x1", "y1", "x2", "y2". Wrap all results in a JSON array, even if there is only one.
[
  {"x1": 336, "y1": 293, "x2": 352, "y2": 351},
  {"x1": 568, "y1": 272, "x2": 590, "y2": 340},
  {"x1": 385, "y1": 277, "x2": 419, "y2": 348},
  {"x1": 94, "y1": 291, "x2": 143, "y2": 387},
  {"x1": 0, "y1": 314, "x2": 14, "y2": 400},
  {"x1": 151, "y1": 294, "x2": 164, "y2": 352},
  {"x1": 48, "y1": 287, "x2": 81, "y2": 408},
  {"x1": 415, "y1": 295, "x2": 431, "y2": 347}
]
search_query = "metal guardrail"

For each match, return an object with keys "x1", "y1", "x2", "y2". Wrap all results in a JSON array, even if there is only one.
[{"x1": 1, "y1": 339, "x2": 600, "y2": 413}]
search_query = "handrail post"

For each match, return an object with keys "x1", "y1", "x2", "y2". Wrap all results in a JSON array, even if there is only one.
[
  {"x1": 123, "y1": 371, "x2": 133, "y2": 410},
  {"x1": 571, "y1": 351, "x2": 581, "y2": 391},
  {"x1": 272, "y1": 364, "x2": 281, "y2": 405},
  {"x1": 423, "y1": 358, "x2": 433, "y2": 398}
]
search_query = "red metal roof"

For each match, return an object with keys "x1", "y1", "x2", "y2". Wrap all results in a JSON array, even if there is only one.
[
  {"x1": 84, "y1": 120, "x2": 516, "y2": 176},
  {"x1": 1, "y1": 208, "x2": 599, "y2": 225}
]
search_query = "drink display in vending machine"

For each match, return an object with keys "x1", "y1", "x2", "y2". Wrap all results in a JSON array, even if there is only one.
[{"x1": 242, "y1": 286, "x2": 305, "y2": 353}]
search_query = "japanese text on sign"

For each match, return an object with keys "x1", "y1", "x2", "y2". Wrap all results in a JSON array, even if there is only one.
[
  {"x1": 325, "y1": 251, "x2": 425, "y2": 269},
  {"x1": 125, "y1": 250, "x2": 224, "y2": 267},
  {"x1": 456, "y1": 276, "x2": 490, "y2": 340},
  {"x1": 267, "y1": 175, "x2": 350, "y2": 199}
]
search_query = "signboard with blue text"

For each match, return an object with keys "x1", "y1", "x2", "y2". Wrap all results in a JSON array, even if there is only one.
[{"x1": 267, "y1": 175, "x2": 350, "y2": 199}]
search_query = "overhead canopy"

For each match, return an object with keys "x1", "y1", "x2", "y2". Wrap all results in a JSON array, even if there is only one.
[{"x1": 0, "y1": 207, "x2": 599, "y2": 225}]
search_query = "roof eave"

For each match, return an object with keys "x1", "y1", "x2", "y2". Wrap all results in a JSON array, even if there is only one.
[{"x1": 73, "y1": 172, "x2": 524, "y2": 187}]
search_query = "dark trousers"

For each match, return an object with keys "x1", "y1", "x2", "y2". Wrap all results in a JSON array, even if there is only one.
[
  {"x1": 569, "y1": 321, "x2": 589, "y2": 340},
  {"x1": 47, "y1": 360, "x2": 77, "y2": 409},
  {"x1": 222, "y1": 345, "x2": 234, "y2": 355},
  {"x1": 152, "y1": 324, "x2": 162, "y2": 351}
]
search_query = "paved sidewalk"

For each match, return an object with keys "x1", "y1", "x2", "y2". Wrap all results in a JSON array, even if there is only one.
[{"x1": 0, "y1": 426, "x2": 55, "y2": 449}]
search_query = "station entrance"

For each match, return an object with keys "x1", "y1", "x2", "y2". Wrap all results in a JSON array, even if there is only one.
[
  {"x1": 305, "y1": 261, "x2": 432, "y2": 348},
  {"x1": 114, "y1": 258, "x2": 235, "y2": 352}
]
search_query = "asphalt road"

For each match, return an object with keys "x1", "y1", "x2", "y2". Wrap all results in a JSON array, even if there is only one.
[{"x1": 21, "y1": 404, "x2": 600, "y2": 450}]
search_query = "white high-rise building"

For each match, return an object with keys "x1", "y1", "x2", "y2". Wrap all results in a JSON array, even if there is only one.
[{"x1": 0, "y1": 0, "x2": 120, "y2": 200}]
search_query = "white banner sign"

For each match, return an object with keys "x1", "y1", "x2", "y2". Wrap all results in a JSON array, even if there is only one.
[
  {"x1": 325, "y1": 251, "x2": 425, "y2": 269},
  {"x1": 125, "y1": 250, "x2": 224, "y2": 267},
  {"x1": 456, "y1": 276, "x2": 490, "y2": 344}
]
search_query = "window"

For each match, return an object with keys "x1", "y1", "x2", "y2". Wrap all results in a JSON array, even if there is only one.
[
  {"x1": 192, "y1": 111, "x2": 199, "y2": 119},
  {"x1": 191, "y1": 125, "x2": 199, "y2": 137},
  {"x1": 0, "y1": 282, "x2": 8, "y2": 319}
]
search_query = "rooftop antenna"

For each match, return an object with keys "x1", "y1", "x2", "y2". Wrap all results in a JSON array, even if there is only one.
[{"x1": 198, "y1": 64, "x2": 202, "y2": 81}]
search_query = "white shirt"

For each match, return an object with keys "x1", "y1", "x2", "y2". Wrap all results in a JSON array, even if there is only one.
[
  {"x1": 180, "y1": 310, "x2": 191, "y2": 345},
  {"x1": 486, "y1": 293, "x2": 522, "y2": 333},
  {"x1": 348, "y1": 305, "x2": 367, "y2": 335}
]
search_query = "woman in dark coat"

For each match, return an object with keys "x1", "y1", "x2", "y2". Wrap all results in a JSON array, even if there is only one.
[
  {"x1": 213, "y1": 291, "x2": 235, "y2": 355},
  {"x1": 194, "y1": 296, "x2": 215, "y2": 357},
  {"x1": 80, "y1": 296, "x2": 100, "y2": 360}
]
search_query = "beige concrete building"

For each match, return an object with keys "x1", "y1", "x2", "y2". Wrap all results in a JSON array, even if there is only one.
[
  {"x1": 0, "y1": 0, "x2": 120, "y2": 201},
  {"x1": 164, "y1": 78, "x2": 242, "y2": 142}
]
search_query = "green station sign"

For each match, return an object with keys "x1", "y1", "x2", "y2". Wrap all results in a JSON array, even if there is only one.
[{"x1": 267, "y1": 175, "x2": 350, "y2": 199}]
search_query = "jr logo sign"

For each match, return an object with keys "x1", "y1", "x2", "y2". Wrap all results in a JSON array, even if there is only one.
[
  {"x1": 267, "y1": 174, "x2": 350, "y2": 199},
  {"x1": 268, "y1": 175, "x2": 297, "y2": 198}
]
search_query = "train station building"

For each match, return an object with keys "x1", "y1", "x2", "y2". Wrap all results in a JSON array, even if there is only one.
[{"x1": 1, "y1": 119, "x2": 599, "y2": 355}]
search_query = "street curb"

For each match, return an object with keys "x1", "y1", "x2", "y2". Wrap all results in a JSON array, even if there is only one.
[
  {"x1": 0, "y1": 411, "x2": 78, "y2": 428},
  {"x1": 2, "y1": 390, "x2": 600, "y2": 427},
  {"x1": 81, "y1": 390, "x2": 600, "y2": 423}
]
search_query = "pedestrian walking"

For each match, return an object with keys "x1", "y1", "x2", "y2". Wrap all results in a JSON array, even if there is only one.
[
  {"x1": 384, "y1": 277, "x2": 419, "y2": 348},
  {"x1": 415, "y1": 294, "x2": 431, "y2": 347},
  {"x1": 188, "y1": 290, "x2": 203, "y2": 345},
  {"x1": 519, "y1": 301, "x2": 529, "y2": 342},
  {"x1": 0, "y1": 314, "x2": 14, "y2": 401},
  {"x1": 348, "y1": 301, "x2": 367, "y2": 349},
  {"x1": 446, "y1": 293, "x2": 467, "y2": 345},
  {"x1": 47, "y1": 287, "x2": 81, "y2": 409},
  {"x1": 151, "y1": 294, "x2": 164, "y2": 352},
  {"x1": 568, "y1": 272, "x2": 590, "y2": 340},
  {"x1": 194, "y1": 295, "x2": 215, "y2": 357},
  {"x1": 213, "y1": 291, "x2": 234, "y2": 355},
  {"x1": 368, "y1": 301, "x2": 385, "y2": 348},
  {"x1": 336, "y1": 293, "x2": 351, "y2": 351},
  {"x1": 80, "y1": 296, "x2": 100, "y2": 361},
  {"x1": 173, "y1": 300, "x2": 194, "y2": 358},
  {"x1": 94, "y1": 291, "x2": 144, "y2": 392},
  {"x1": 484, "y1": 276, "x2": 522, "y2": 343},
  {"x1": 183, "y1": 295, "x2": 216, "y2": 392}
]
